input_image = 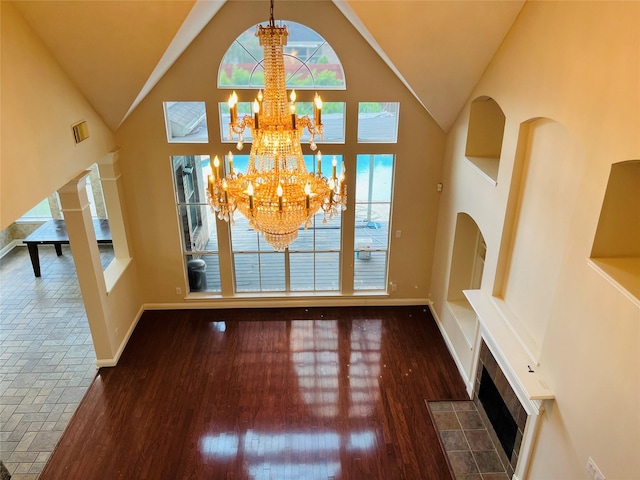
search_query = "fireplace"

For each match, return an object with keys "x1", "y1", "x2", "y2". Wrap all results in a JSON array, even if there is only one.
[
  {"x1": 474, "y1": 340, "x2": 528, "y2": 478},
  {"x1": 479, "y1": 367, "x2": 518, "y2": 458}
]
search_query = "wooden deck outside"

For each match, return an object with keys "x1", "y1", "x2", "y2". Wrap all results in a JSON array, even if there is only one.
[{"x1": 189, "y1": 217, "x2": 390, "y2": 294}]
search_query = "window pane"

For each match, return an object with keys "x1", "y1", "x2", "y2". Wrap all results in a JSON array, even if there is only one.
[
  {"x1": 288, "y1": 209, "x2": 342, "y2": 253},
  {"x1": 22, "y1": 197, "x2": 53, "y2": 218},
  {"x1": 177, "y1": 205, "x2": 217, "y2": 252},
  {"x1": 293, "y1": 225, "x2": 315, "y2": 251},
  {"x1": 172, "y1": 155, "x2": 216, "y2": 253},
  {"x1": 315, "y1": 252, "x2": 340, "y2": 290},
  {"x1": 230, "y1": 215, "x2": 259, "y2": 252},
  {"x1": 355, "y1": 154, "x2": 394, "y2": 203},
  {"x1": 297, "y1": 102, "x2": 345, "y2": 144},
  {"x1": 354, "y1": 154, "x2": 393, "y2": 291},
  {"x1": 315, "y1": 213, "x2": 342, "y2": 250},
  {"x1": 172, "y1": 155, "x2": 221, "y2": 293},
  {"x1": 316, "y1": 154, "x2": 343, "y2": 179},
  {"x1": 164, "y1": 102, "x2": 208, "y2": 143},
  {"x1": 290, "y1": 252, "x2": 315, "y2": 291},
  {"x1": 234, "y1": 253, "x2": 260, "y2": 292},
  {"x1": 219, "y1": 102, "x2": 254, "y2": 143},
  {"x1": 354, "y1": 204, "x2": 390, "y2": 251},
  {"x1": 357, "y1": 102, "x2": 399, "y2": 143},
  {"x1": 234, "y1": 252, "x2": 285, "y2": 292},
  {"x1": 186, "y1": 254, "x2": 221, "y2": 293},
  {"x1": 289, "y1": 252, "x2": 340, "y2": 291},
  {"x1": 354, "y1": 251, "x2": 388, "y2": 290},
  {"x1": 259, "y1": 253, "x2": 285, "y2": 291}
]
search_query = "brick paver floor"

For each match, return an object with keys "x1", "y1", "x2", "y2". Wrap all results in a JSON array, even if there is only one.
[{"x1": 0, "y1": 244, "x2": 113, "y2": 479}]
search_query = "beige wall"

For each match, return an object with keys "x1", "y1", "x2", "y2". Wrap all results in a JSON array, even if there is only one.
[
  {"x1": 1, "y1": 2, "x2": 143, "y2": 365},
  {"x1": 115, "y1": 0, "x2": 445, "y2": 305},
  {"x1": 431, "y1": 1, "x2": 639, "y2": 478},
  {"x1": 0, "y1": 2, "x2": 113, "y2": 229}
]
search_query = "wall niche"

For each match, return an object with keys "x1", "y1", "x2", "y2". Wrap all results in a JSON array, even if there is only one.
[
  {"x1": 590, "y1": 159, "x2": 640, "y2": 302},
  {"x1": 465, "y1": 96, "x2": 506, "y2": 184},
  {"x1": 446, "y1": 212, "x2": 486, "y2": 348}
]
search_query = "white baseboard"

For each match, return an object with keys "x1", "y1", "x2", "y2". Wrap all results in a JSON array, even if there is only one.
[
  {"x1": 95, "y1": 305, "x2": 145, "y2": 368},
  {"x1": 143, "y1": 296, "x2": 432, "y2": 310},
  {"x1": 0, "y1": 240, "x2": 24, "y2": 258},
  {"x1": 428, "y1": 301, "x2": 472, "y2": 399}
]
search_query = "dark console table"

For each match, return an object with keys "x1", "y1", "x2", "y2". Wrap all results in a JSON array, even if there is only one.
[{"x1": 23, "y1": 219, "x2": 112, "y2": 277}]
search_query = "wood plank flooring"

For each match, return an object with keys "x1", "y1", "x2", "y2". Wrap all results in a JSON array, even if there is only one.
[{"x1": 39, "y1": 306, "x2": 468, "y2": 480}]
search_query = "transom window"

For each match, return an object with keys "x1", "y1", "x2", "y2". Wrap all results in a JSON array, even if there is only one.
[{"x1": 219, "y1": 21, "x2": 345, "y2": 90}]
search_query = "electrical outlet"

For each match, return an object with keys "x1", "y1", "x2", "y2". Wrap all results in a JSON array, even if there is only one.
[
  {"x1": 176, "y1": 287, "x2": 182, "y2": 295},
  {"x1": 586, "y1": 457, "x2": 605, "y2": 480},
  {"x1": 390, "y1": 282, "x2": 397, "y2": 292}
]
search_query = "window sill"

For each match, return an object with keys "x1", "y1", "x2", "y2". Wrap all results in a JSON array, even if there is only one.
[{"x1": 104, "y1": 257, "x2": 133, "y2": 294}]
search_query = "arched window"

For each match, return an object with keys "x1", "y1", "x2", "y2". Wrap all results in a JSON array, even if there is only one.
[{"x1": 218, "y1": 21, "x2": 345, "y2": 90}]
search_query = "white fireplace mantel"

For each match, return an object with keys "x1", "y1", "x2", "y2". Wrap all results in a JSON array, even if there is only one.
[
  {"x1": 464, "y1": 289, "x2": 555, "y2": 480},
  {"x1": 464, "y1": 290, "x2": 554, "y2": 410}
]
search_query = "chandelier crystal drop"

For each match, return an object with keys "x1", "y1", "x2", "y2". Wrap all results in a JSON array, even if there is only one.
[{"x1": 207, "y1": 0, "x2": 346, "y2": 251}]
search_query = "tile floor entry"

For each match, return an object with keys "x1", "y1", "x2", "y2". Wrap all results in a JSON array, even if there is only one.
[
  {"x1": 426, "y1": 400, "x2": 510, "y2": 480},
  {"x1": 0, "y1": 245, "x2": 112, "y2": 479}
]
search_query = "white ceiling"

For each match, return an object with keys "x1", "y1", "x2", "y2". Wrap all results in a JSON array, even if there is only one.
[{"x1": 12, "y1": 0, "x2": 525, "y2": 132}]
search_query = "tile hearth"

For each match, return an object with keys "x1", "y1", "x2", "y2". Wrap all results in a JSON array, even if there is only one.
[{"x1": 426, "y1": 400, "x2": 509, "y2": 480}]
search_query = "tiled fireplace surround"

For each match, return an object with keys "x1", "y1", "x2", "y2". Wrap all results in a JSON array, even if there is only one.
[{"x1": 474, "y1": 340, "x2": 528, "y2": 479}]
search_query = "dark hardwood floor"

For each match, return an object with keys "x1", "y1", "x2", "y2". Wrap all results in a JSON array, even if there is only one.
[{"x1": 40, "y1": 306, "x2": 467, "y2": 479}]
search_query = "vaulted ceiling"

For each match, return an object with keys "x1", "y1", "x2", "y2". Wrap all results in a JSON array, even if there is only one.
[{"x1": 11, "y1": 0, "x2": 525, "y2": 133}]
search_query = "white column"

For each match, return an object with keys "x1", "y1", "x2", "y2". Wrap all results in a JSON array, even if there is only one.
[{"x1": 58, "y1": 171, "x2": 114, "y2": 362}]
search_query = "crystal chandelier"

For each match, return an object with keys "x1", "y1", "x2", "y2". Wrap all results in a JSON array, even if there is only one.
[{"x1": 207, "y1": 0, "x2": 347, "y2": 251}]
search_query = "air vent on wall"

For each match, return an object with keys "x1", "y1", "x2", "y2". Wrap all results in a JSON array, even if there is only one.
[{"x1": 72, "y1": 121, "x2": 89, "y2": 144}]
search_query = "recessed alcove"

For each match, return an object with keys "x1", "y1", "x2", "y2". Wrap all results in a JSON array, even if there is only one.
[
  {"x1": 446, "y1": 213, "x2": 486, "y2": 347},
  {"x1": 465, "y1": 96, "x2": 506, "y2": 184},
  {"x1": 590, "y1": 159, "x2": 640, "y2": 302}
]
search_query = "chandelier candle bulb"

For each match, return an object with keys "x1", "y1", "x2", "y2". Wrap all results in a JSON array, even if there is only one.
[
  {"x1": 304, "y1": 183, "x2": 311, "y2": 210},
  {"x1": 213, "y1": 156, "x2": 220, "y2": 180},
  {"x1": 317, "y1": 151, "x2": 322, "y2": 175},
  {"x1": 332, "y1": 156, "x2": 337, "y2": 180},
  {"x1": 248, "y1": 182, "x2": 254, "y2": 210},
  {"x1": 258, "y1": 89, "x2": 263, "y2": 111},
  {"x1": 253, "y1": 100, "x2": 260, "y2": 130},
  {"x1": 277, "y1": 184, "x2": 283, "y2": 211},
  {"x1": 314, "y1": 93, "x2": 322, "y2": 125},
  {"x1": 290, "y1": 104, "x2": 296, "y2": 129},
  {"x1": 222, "y1": 179, "x2": 228, "y2": 203},
  {"x1": 228, "y1": 91, "x2": 238, "y2": 123}
]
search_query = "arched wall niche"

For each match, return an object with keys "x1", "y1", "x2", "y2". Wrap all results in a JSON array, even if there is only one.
[
  {"x1": 590, "y1": 159, "x2": 640, "y2": 303},
  {"x1": 446, "y1": 212, "x2": 486, "y2": 347},
  {"x1": 465, "y1": 96, "x2": 506, "y2": 184},
  {"x1": 493, "y1": 117, "x2": 585, "y2": 359}
]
